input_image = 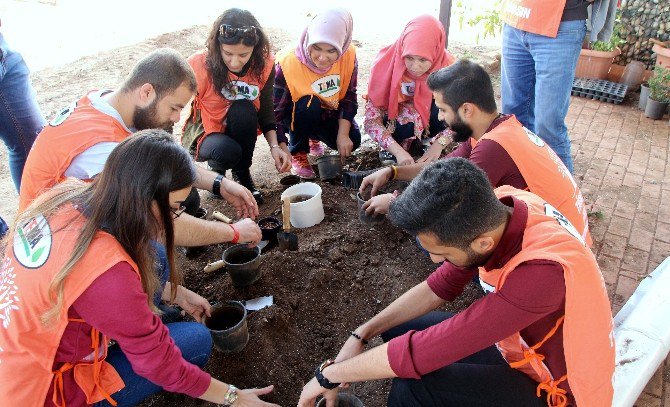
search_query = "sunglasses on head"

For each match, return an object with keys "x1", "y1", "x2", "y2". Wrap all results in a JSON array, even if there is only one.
[{"x1": 219, "y1": 24, "x2": 258, "y2": 40}]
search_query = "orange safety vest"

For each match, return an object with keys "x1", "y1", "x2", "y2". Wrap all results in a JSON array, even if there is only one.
[
  {"x1": 472, "y1": 115, "x2": 592, "y2": 247},
  {"x1": 0, "y1": 204, "x2": 139, "y2": 406},
  {"x1": 276, "y1": 45, "x2": 356, "y2": 130},
  {"x1": 479, "y1": 186, "x2": 614, "y2": 407},
  {"x1": 501, "y1": 0, "x2": 567, "y2": 38},
  {"x1": 19, "y1": 93, "x2": 131, "y2": 211},
  {"x1": 182, "y1": 50, "x2": 275, "y2": 154}
]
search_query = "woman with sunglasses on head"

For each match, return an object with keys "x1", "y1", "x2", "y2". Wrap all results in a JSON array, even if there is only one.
[
  {"x1": 365, "y1": 15, "x2": 456, "y2": 166},
  {"x1": 183, "y1": 8, "x2": 291, "y2": 205},
  {"x1": 0, "y1": 130, "x2": 277, "y2": 407},
  {"x1": 274, "y1": 8, "x2": 361, "y2": 179}
]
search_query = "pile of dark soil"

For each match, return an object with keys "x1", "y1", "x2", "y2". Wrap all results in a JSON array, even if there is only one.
[{"x1": 143, "y1": 152, "x2": 483, "y2": 407}]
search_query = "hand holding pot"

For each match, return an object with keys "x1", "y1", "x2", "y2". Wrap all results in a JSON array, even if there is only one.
[
  {"x1": 234, "y1": 218, "x2": 262, "y2": 246},
  {"x1": 175, "y1": 286, "x2": 211, "y2": 322},
  {"x1": 363, "y1": 193, "x2": 394, "y2": 216},
  {"x1": 359, "y1": 167, "x2": 392, "y2": 197},
  {"x1": 220, "y1": 178, "x2": 259, "y2": 219},
  {"x1": 298, "y1": 377, "x2": 338, "y2": 407},
  {"x1": 271, "y1": 144, "x2": 292, "y2": 173}
]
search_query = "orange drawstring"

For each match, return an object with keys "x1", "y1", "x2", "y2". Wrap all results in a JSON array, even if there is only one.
[
  {"x1": 51, "y1": 320, "x2": 118, "y2": 407},
  {"x1": 510, "y1": 316, "x2": 565, "y2": 369},
  {"x1": 290, "y1": 95, "x2": 315, "y2": 132},
  {"x1": 537, "y1": 375, "x2": 568, "y2": 407}
]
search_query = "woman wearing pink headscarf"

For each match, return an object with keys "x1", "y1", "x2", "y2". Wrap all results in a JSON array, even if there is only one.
[
  {"x1": 274, "y1": 8, "x2": 361, "y2": 179},
  {"x1": 365, "y1": 15, "x2": 456, "y2": 166}
]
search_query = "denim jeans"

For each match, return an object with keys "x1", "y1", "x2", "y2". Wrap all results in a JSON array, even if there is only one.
[
  {"x1": 0, "y1": 33, "x2": 45, "y2": 191},
  {"x1": 95, "y1": 242, "x2": 213, "y2": 406},
  {"x1": 501, "y1": 20, "x2": 586, "y2": 173}
]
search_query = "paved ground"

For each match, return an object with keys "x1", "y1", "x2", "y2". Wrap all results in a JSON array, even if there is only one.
[{"x1": 567, "y1": 96, "x2": 669, "y2": 406}]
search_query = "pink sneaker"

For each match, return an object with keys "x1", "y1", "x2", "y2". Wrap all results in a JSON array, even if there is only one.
[
  {"x1": 309, "y1": 139, "x2": 325, "y2": 157},
  {"x1": 291, "y1": 152, "x2": 316, "y2": 179}
]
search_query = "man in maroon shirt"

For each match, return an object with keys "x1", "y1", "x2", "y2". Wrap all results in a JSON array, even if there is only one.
[{"x1": 298, "y1": 158, "x2": 613, "y2": 407}]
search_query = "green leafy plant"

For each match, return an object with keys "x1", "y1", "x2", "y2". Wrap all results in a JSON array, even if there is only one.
[
  {"x1": 648, "y1": 65, "x2": 670, "y2": 103},
  {"x1": 454, "y1": 0, "x2": 503, "y2": 43},
  {"x1": 588, "y1": 14, "x2": 625, "y2": 52}
]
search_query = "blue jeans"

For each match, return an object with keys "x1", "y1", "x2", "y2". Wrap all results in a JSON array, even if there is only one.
[
  {"x1": 95, "y1": 242, "x2": 213, "y2": 406},
  {"x1": 501, "y1": 20, "x2": 586, "y2": 173},
  {"x1": 95, "y1": 322, "x2": 212, "y2": 407},
  {"x1": 0, "y1": 33, "x2": 45, "y2": 191}
]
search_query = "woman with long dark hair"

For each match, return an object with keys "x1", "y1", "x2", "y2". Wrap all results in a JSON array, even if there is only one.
[
  {"x1": 0, "y1": 130, "x2": 277, "y2": 406},
  {"x1": 183, "y1": 8, "x2": 290, "y2": 205}
]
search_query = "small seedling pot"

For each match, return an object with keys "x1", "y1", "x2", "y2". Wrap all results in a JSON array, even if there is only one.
[
  {"x1": 644, "y1": 98, "x2": 668, "y2": 120},
  {"x1": 316, "y1": 154, "x2": 342, "y2": 181},
  {"x1": 356, "y1": 192, "x2": 384, "y2": 225},
  {"x1": 280, "y1": 182, "x2": 325, "y2": 228},
  {"x1": 316, "y1": 393, "x2": 364, "y2": 407},
  {"x1": 342, "y1": 169, "x2": 378, "y2": 190},
  {"x1": 202, "y1": 301, "x2": 249, "y2": 353},
  {"x1": 223, "y1": 244, "x2": 262, "y2": 287},
  {"x1": 258, "y1": 216, "x2": 282, "y2": 242}
]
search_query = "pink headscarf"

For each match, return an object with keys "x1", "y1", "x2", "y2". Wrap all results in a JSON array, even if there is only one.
[
  {"x1": 367, "y1": 15, "x2": 455, "y2": 127},
  {"x1": 295, "y1": 8, "x2": 354, "y2": 74}
]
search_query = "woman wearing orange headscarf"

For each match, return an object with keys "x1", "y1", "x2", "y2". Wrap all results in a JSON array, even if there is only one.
[{"x1": 365, "y1": 15, "x2": 456, "y2": 165}]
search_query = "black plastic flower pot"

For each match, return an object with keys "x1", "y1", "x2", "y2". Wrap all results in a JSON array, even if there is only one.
[
  {"x1": 316, "y1": 393, "x2": 364, "y2": 407},
  {"x1": 223, "y1": 244, "x2": 262, "y2": 287},
  {"x1": 342, "y1": 169, "x2": 378, "y2": 190},
  {"x1": 258, "y1": 216, "x2": 282, "y2": 242},
  {"x1": 202, "y1": 301, "x2": 249, "y2": 353},
  {"x1": 186, "y1": 207, "x2": 209, "y2": 258},
  {"x1": 316, "y1": 155, "x2": 342, "y2": 181},
  {"x1": 356, "y1": 192, "x2": 384, "y2": 225},
  {"x1": 644, "y1": 98, "x2": 668, "y2": 120}
]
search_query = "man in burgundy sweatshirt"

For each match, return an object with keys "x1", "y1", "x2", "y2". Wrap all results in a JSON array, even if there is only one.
[{"x1": 298, "y1": 158, "x2": 614, "y2": 407}]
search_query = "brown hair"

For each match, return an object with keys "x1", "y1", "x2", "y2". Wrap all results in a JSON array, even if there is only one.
[
  {"x1": 120, "y1": 48, "x2": 197, "y2": 98},
  {"x1": 6, "y1": 130, "x2": 196, "y2": 324},
  {"x1": 205, "y1": 8, "x2": 271, "y2": 95}
]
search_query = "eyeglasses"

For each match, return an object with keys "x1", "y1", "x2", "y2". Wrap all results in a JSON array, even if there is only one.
[
  {"x1": 219, "y1": 24, "x2": 257, "y2": 40},
  {"x1": 171, "y1": 205, "x2": 186, "y2": 219}
]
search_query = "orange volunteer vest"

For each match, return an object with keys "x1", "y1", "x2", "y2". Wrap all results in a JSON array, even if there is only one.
[
  {"x1": 501, "y1": 0, "x2": 567, "y2": 38},
  {"x1": 479, "y1": 186, "x2": 614, "y2": 407},
  {"x1": 182, "y1": 50, "x2": 275, "y2": 154},
  {"x1": 276, "y1": 45, "x2": 356, "y2": 130},
  {"x1": 0, "y1": 205, "x2": 139, "y2": 406},
  {"x1": 19, "y1": 93, "x2": 131, "y2": 211},
  {"x1": 473, "y1": 115, "x2": 592, "y2": 247}
]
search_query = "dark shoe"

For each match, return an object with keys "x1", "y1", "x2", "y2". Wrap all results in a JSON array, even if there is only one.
[{"x1": 233, "y1": 169, "x2": 264, "y2": 205}]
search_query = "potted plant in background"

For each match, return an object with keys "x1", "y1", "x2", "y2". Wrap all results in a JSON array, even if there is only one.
[
  {"x1": 575, "y1": 28, "x2": 625, "y2": 79},
  {"x1": 651, "y1": 39, "x2": 670, "y2": 70},
  {"x1": 644, "y1": 66, "x2": 670, "y2": 120},
  {"x1": 639, "y1": 81, "x2": 650, "y2": 110}
]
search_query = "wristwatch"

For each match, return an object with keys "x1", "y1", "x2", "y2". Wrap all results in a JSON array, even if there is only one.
[
  {"x1": 315, "y1": 359, "x2": 340, "y2": 390},
  {"x1": 223, "y1": 384, "x2": 238, "y2": 406},
  {"x1": 436, "y1": 136, "x2": 449, "y2": 150}
]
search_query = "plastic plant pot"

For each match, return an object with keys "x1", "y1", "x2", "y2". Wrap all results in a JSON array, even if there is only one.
[
  {"x1": 356, "y1": 192, "x2": 384, "y2": 225},
  {"x1": 185, "y1": 207, "x2": 209, "y2": 258},
  {"x1": 316, "y1": 393, "x2": 364, "y2": 407},
  {"x1": 258, "y1": 216, "x2": 282, "y2": 242},
  {"x1": 280, "y1": 182, "x2": 325, "y2": 228},
  {"x1": 639, "y1": 83, "x2": 650, "y2": 110},
  {"x1": 644, "y1": 98, "x2": 668, "y2": 120},
  {"x1": 316, "y1": 154, "x2": 342, "y2": 181},
  {"x1": 223, "y1": 244, "x2": 262, "y2": 287},
  {"x1": 202, "y1": 301, "x2": 249, "y2": 353},
  {"x1": 342, "y1": 169, "x2": 378, "y2": 190}
]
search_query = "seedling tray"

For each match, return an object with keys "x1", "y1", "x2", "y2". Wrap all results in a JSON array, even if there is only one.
[{"x1": 572, "y1": 78, "x2": 628, "y2": 104}]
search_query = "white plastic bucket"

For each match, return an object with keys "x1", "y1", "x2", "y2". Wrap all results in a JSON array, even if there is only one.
[{"x1": 280, "y1": 182, "x2": 325, "y2": 228}]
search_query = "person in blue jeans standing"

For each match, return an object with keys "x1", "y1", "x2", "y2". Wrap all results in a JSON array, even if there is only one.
[
  {"x1": 0, "y1": 22, "x2": 46, "y2": 236},
  {"x1": 500, "y1": 0, "x2": 592, "y2": 173}
]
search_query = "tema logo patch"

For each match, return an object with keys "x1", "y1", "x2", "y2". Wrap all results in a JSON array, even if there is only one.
[
  {"x1": 311, "y1": 74, "x2": 341, "y2": 97},
  {"x1": 49, "y1": 101, "x2": 77, "y2": 127},
  {"x1": 13, "y1": 215, "x2": 52, "y2": 268},
  {"x1": 221, "y1": 81, "x2": 260, "y2": 101},
  {"x1": 544, "y1": 203, "x2": 585, "y2": 245},
  {"x1": 523, "y1": 127, "x2": 545, "y2": 147}
]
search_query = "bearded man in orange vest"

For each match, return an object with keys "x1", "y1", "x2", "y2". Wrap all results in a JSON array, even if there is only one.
[
  {"x1": 298, "y1": 158, "x2": 614, "y2": 407},
  {"x1": 361, "y1": 60, "x2": 592, "y2": 246},
  {"x1": 19, "y1": 48, "x2": 262, "y2": 247}
]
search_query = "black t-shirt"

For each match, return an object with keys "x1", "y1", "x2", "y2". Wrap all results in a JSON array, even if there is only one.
[{"x1": 562, "y1": 0, "x2": 590, "y2": 21}]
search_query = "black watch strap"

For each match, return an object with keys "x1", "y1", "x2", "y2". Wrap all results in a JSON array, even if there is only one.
[
  {"x1": 212, "y1": 174, "x2": 224, "y2": 197},
  {"x1": 315, "y1": 359, "x2": 340, "y2": 390}
]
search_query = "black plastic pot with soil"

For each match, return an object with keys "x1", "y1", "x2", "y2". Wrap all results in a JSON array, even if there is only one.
[
  {"x1": 316, "y1": 154, "x2": 343, "y2": 181},
  {"x1": 185, "y1": 207, "x2": 208, "y2": 258},
  {"x1": 356, "y1": 191, "x2": 384, "y2": 225},
  {"x1": 203, "y1": 301, "x2": 249, "y2": 353},
  {"x1": 258, "y1": 216, "x2": 282, "y2": 242},
  {"x1": 223, "y1": 244, "x2": 262, "y2": 287},
  {"x1": 316, "y1": 393, "x2": 364, "y2": 407}
]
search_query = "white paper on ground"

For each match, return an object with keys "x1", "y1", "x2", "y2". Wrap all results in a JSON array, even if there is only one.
[{"x1": 243, "y1": 296, "x2": 274, "y2": 311}]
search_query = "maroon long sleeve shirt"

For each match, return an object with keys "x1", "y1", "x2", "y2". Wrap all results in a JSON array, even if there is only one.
[
  {"x1": 45, "y1": 263, "x2": 210, "y2": 406},
  {"x1": 387, "y1": 196, "x2": 574, "y2": 403}
]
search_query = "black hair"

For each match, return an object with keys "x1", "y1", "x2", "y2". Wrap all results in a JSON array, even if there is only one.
[
  {"x1": 427, "y1": 59, "x2": 497, "y2": 114},
  {"x1": 389, "y1": 158, "x2": 508, "y2": 249}
]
